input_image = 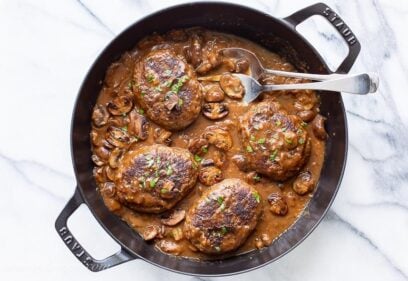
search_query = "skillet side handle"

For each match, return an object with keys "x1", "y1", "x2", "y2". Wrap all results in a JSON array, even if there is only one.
[
  {"x1": 55, "y1": 188, "x2": 135, "y2": 272},
  {"x1": 283, "y1": 2, "x2": 361, "y2": 74}
]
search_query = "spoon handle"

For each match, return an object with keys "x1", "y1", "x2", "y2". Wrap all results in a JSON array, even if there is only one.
[
  {"x1": 263, "y1": 69, "x2": 345, "y2": 81},
  {"x1": 262, "y1": 72, "x2": 379, "y2": 95}
]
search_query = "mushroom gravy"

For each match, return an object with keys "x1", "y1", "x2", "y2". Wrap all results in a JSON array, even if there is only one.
[{"x1": 90, "y1": 28, "x2": 326, "y2": 259}]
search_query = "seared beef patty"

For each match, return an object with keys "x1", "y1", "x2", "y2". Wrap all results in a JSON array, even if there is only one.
[
  {"x1": 185, "y1": 178, "x2": 262, "y2": 254},
  {"x1": 133, "y1": 49, "x2": 202, "y2": 131},
  {"x1": 115, "y1": 144, "x2": 198, "y2": 213},
  {"x1": 239, "y1": 101, "x2": 311, "y2": 181}
]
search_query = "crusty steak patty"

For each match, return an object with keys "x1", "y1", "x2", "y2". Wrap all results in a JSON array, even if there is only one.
[
  {"x1": 115, "y1": 144, "x2": 198, "y2": 213},
  {"x1": 185, "y1": 178, "x2": 262, "y2": 254},
  {"x1": 133, "y1": 49, "x2": 202, "y2": 131},
  {"x1": 239, "y1": 100, "x2": 311, "y2": 181}
]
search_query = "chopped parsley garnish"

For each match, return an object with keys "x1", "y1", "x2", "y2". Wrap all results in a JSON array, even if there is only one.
[
  {"x1": 139, "y1": 177, "x2": 146, "y2": 189},
  {"x1": 285, "y1": 137, "x2": 293, "y2": 144},
  {"x1": 281, "y1": 127, "x2": 287, "y2": 132},
  {"x1": 160, "y1": 188, "x2": 168, "y2": 193},
  {"x1": 252, "y1": 191, "x2": 261, "y2": 203},
  {"x1": 141, "y1": 92, "x2": 146, "y2": 97},
  {"x1": 301, "y1": 121, "x2": 308, "y2": 127},
  {"x1": 166, "y1": 164, "x2": 173, "y2": 176},
  {"x1": 163, "y1": 69, "x2": 172, "y2": 76},
  {"x1": 270, "y1": 149, "x2": 278, "y2": 161},
  {"x1": 178, "y1": 98, "x2": 183, "y2": 107},
  {"x1": 201, "y1": 146, "x2": 208, "y2": 154},
  {"x1": 146, "y1": 157, "x2": 155, "y2": 167},
  {"x1": 246, "y1": 145, "x2": 254, "y2": 153},
  {"x1": 194, "y1": 154, "x2": 202, "y2": 163},
  {"x1": 170, "y1": 75, "x2": 189, "y2": 94},
  {"x1": 299, "y1": 138, "x2": 305, "y2": 144},
  {"x1": 138, "y1": 108, "x2": 145, "y2": 115},
  {"x1": 250, "y1": 135, "x2": 255, "y2": 141},
  {"x1": 121, "y1": 126, "x2": 128, "y2": 132},
  {"x1": 220, "y1": 226, "x2": 228, "y2": 235},
  {"x1": 155, "y1": 86, "x2": 162, "y2": 92},
  {"x1": 275, "y1": 120, "x2": 282, "y2": 126},
  {"x1": 146, "y1": 74, "x2": 155, "y2": 83},
  {"x1": 257, "y1": 138, "x2": 266, "y2": 144},
  {"x1": 296, "y1": 129, "x2": 303, "y2": 135},
  {"x1": 253, "y1": 174, "x2": 261, "y2": 182},
  {"x1": 149, "y1": 177, "x2": 159, "y2": 189},
  {"x1": 216, "y1": 196, "x2": 224, "y2": 205}
]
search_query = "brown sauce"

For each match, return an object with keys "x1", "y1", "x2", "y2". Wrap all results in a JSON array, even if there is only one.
[{"x1": 90, "y1": 28, "x2": 326, "y2": 259}]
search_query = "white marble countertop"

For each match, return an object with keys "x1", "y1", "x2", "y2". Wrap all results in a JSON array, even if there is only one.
[{"x1": 1, "y1": 0, "x2": 407, "y2": 280}]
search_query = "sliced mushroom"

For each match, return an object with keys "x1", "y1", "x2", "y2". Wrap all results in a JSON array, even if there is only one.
[
  {"x1": 203, "y1": 125, "x2": 233, "y2": 151},
  {"x1": 311, "y1": 114, "x2": 328, "y2": 140},
  {"x1": 231, "y1": 154, "x2": 248, "y2": 172},
  {"x1": 199, "y1": 163, "x2": 223, "y2": 186},
  {"x1": 268, "y1": 193, "x2": 288, "y2": 216},
  {"x1": 92, "y1": 104, "x2": 109, "y2": 127},
  {"x1": 109, "y1": 148, "x2": 124, "y2": 169},
  {"x1": 293, "y1": 171, "x2": 315, "y2": 195},
  {"x1": 107, "y1": 115, "x2": 128, "y2": 128},
  {"x1": 212, "y1": 150, "x2": 226, "y2": 167},
  {"x1": 107, "y1": 95, "x2": 133, "y2": 116},
  {"x1": 188, "y1": 137, "x2": 209, "y2": 156},
  {"x1": 156, "y1": 239, "x2": 181, "y2": 255},
  {"x1": 93, "y1": 166, "x2": 106, "y2": 183},
  {"x1": 154, "y1": 127, "x2": 172, "y2": 146},
  {"x1": 94, "y1": 146, "x2": 110, "y2": 161},
  {"x1": 142, "y1": 225, "x2": 159, "y2": 241},
  {"x1": 186, "y1": 34, "x2": 202, "y2": 67},
  {"x1": 219, "y1": 73, "x2": 244, "y2": 99},
  {"x1": 91, "y1": 154, "x2": 105, "y2": 166},
  {"x1": 128, "y1": 109, "x2": 148, "y2": 140},
  {"x1": 90, "y1": 131, "x2": 103, "y2": 147},
  {"x1": 161, "y1": 209, "x2": 186, "y2": 226},
  {"x1": 100, "y1": 182, "x2": 116, "y2": 198},
  {"x1": 297, "y1": 110, "x2": 316, "y2": 122},
  {"x1": 105, "y1": 165, "x2": 116, "y2": 181},
  {"x1": 204, "y1": 84, "x2": 225, "y2": 102},
  {"x1": 202, "y1": 102, "x2": 229, "y2": 120},
  {"x1": 196, "y1": 61, "x2": 212, "y2": 75},
  {"x1": 106, "y1": 126, "x2": 130, "y2": 148}
]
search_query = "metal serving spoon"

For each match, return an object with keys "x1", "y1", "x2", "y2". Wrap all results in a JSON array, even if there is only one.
[
  {"x1": 234, "y1": 73, "x2": 379, "y2": 103},
  {"x1": 220, "y1": 47, "x2": 379, "y2": 103}
]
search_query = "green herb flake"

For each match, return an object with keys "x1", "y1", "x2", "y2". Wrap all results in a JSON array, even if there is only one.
[
  {"x1": 296, "y1": 129, "x2": 303, "y2": 135},
  {"x1": 121, "y1": 126, "x2": 128, "y2": 132},
  {"x1": 171, "y1": 75, "x2": 189, "y2": 94},
  {"x1": 166, "y1": 164, "x2": 173, "y2": 176},
  {"x1": 201, "y1": 146, "x2": 208, "y2": 154},
  {"x1": 257, "y1": 138, "x2": 266, "y2": 144},
  {"x1": 252, "y1": 191, "x2": 261, "y2": 203},
  {"x1": 269, "y1": 149, "x2": 278, "y2": 161},
  {"x1": 194, "y1": 154, "x2": 202, "y2": 163},
  {"x1": 253, "y1": 174, "x2": 261, "y2": 182},
  {"x1": 281, "y1": 127, "x2": 287, "y2": 132},
  {"x1": 147, "y1": 73, "x2": 155, "y2": 83},
  {"x1": 141, "y1": 92, "x2": 146, "y2": 97},
  {"x1": 160, "y1": 188, "x2": 168, "y2": 194},
  {"x1": 275, "y1": 120, "x2": 282, "y2": 126},
  {"x1": 127, "y1": 80, "x2": 135, "y2": 90},
  {"x1": 163, "y1": 69, "x2": 172, "y2": 76},
  {"x1": 301, "y1": 121, "x2": 308, "y2": 127},
  {"x1": 139, "y1": 177, "x2": 146, "y2": 189},
  {"x1": 138, "y1": 108, "x2": 145, "y2": 115},
  {"x1": 285, "y1": 137, "x2": 293, "y2": 144},
  {"x1": 250, "y1": 135, "x2": 255, "y2": 142},
  {"x1": 299, "y1": 138, "x2": 305, "y2": 144},
  {"x1": 149, "y1": 177, "x2": 159, "y2": 189},
  {"x1": 220, "y1": 202, "x2": 226, "y2": 211},
  {"x1": 178, "y1": 98, "x2": 184, "y2": 107},
  {"x1": 216, "y1": 196, "x2": 224, "y2": 206},
  {"x1": 246, "y1": 145, "x2": 254, "y2": 153},
  {"x1": 146, "y1": 157, "x2": 155, "y2": 167},
  {"x1": 220, "y1": 226, "x2": 228, "y2": 235}
]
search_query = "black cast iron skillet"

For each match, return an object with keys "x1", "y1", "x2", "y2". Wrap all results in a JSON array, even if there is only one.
[{"x1": 55, "y1": 2, "x2": 360, "y2": 276}]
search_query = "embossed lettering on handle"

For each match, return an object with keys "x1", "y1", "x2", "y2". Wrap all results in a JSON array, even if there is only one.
[
  {"x1": 283, "y1": 3, "x2": 361, "y2": 73},
  {"x1": 55, "y1": 188, "x2": 135, "y2": 272}
]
